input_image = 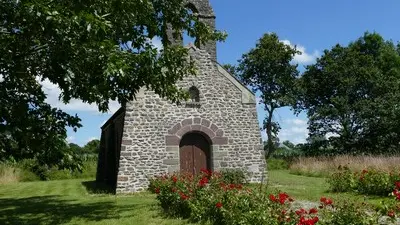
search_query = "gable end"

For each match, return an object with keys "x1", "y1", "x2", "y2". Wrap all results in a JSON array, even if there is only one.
[{"x1": 216, "y1": 64, "x2": 256, "y2": 104}]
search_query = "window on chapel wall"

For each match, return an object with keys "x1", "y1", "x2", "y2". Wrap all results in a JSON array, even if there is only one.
[{"x1": 189, "y1": 86, "x2": 200, "y2": 103}]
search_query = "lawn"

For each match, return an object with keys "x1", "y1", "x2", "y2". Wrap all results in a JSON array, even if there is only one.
[{"x1": 0, "y1": 170, "x2": 389, "y2": 225}]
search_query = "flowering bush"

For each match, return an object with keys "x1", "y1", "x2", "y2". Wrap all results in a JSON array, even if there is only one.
[
  {"x1": 150, "y1": 169, "x2": 400, "y2": 225},
  {"x1": 150, "y1": 169, "x2": 321, "y2": 224},
  {"x1": 326, "y1": 166, "x2": 355, "y2": 192},
  {"x1": 327, "y1": 168, "x2": 400, "y2": 196}
]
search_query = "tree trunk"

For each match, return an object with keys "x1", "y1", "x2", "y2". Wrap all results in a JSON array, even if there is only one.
[{"x1": 266, "y1": 109, "x2": 275, "y2": 159}]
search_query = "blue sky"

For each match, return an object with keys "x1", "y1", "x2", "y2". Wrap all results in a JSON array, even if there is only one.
[{"x1": 42, "y1": 0, "x2": 400, "y2": 146}]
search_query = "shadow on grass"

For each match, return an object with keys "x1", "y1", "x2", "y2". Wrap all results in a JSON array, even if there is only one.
[
  {"x1": 81, "y1": 181, "x2": 115, "y2": 194},
  {"x1": 0, "y1": 194, "x2": 157, "y2": 225}
]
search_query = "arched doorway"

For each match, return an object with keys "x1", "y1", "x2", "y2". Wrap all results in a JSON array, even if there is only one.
[{"x1": 179, "y1": 133, "x2": 211, "y2": 175}]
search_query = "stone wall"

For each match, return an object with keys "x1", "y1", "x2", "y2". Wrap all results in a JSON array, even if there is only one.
[{"x1": 116, "y1": 45, "x2": 266, "y2": 193}]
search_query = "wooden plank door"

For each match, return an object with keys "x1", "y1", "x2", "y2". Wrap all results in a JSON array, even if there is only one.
[{"x1": 179, "y1": 133, "x2": 210, "y2": 176}]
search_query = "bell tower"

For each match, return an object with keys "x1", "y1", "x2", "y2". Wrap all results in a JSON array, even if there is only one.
[{"x1": 166, "y1": 0, "x2": 217, "y2": 61}]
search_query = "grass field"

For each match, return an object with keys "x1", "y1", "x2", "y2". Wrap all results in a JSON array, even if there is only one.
[{"x1": 0, "y1": 170, "x2": 389, "y2": 225}]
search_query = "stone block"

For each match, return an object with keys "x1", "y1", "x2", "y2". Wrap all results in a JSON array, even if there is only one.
[
  {"x1": 210, "y1": 123, "x2": 219, "y2": 132},
  {"x1": 163, "y1": 159, "x2": 179, "y2": 166},
  {"x1": 121, "y1": 139, "x2": 132, "y2": 145},
  {"x1": 182, "y1": 118, "x2": 193, "y2": 127},
  {"x1": 177, "y1": 125, "x2": 192, "y2": 137},
  {"x1": 168, "y1": 123, "x2": 181, "y2": 135},
  {"x1": 201, "y1": 118, "x2": 211, "y2": 127},
  {"x1": 212, "y1": 137, "x2": 228, "y2": 145},
  {"x1": 200, "y1": 126, "x2": 215, "y2": 139},
  {"x1": 118, "y1": 176, "x2": 129, "y2": 181},
  {"x1": 165, "y1": 135, "x2": 180, "y2": 146}
]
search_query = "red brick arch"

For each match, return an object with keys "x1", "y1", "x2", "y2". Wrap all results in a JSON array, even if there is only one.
[{"x1": 165, "y1": 118, "x2": 228, "y2": 146}]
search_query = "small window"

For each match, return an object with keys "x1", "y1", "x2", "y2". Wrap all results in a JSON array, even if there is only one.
[{"x1": 189, "y1": 86, "x2": 200, "y2": 103}]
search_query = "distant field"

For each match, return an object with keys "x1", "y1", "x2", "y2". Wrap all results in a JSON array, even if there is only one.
[{"x1": 0, "y1": 170, "x2": 390, "y2": 224}]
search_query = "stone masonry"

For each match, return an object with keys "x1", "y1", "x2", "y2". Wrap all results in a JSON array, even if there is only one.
[{"x1": 112, "y1": 0, "x2": 266, "y2": 193}]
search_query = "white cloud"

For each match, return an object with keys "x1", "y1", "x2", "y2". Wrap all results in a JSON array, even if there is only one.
[
  {"x1": 281, "y1": 40, "x2": 319, "y2": 65},
  {"x1": 278, "y1": 118, "x2": 309, "y2": 144},
  {"x1": 284, "y1": 119, "x2": 307, "y2": 126},
  {"x1": 67, "y1": 136, "x2": 75, "y2": 143},
  {"x1": 39, "y1": 78, "x2": 120, "y2": 114},
  {"x1": 86, "y1": 136, "x2": 99, "y2": 143}
]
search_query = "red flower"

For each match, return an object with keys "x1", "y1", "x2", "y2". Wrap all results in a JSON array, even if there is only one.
[
  {"x1": 278, "y1": 192, "x2": 289, "y2": 204},
  {"x1": 295, "y1": 208, "x2": 306, "y2": 216},
  {"x1": 229, "y1": 184, "x2": 236, "y2": 190},
  {"x1": 172, "y1": 176, "x2": 178, "y2": 183},
  {"x1": 298, "y1": 216, "x2": 319, "y2": 225},
  {"x1": 396, "y1": 181, "x2": 400, "y2": 189},
  {"x1": 200, "y1": 168, "x2": 212, "y2": 177},
  {"x1": 198, "y1": 177, "x2": 209, "y2": 187},
  {"x1": 309, "y1": 208, "x2": 318, "y2": 214},
  {"x1": 215, "y1": 202, "x2": 223, "y2": 208},
  {"x1": 155, "y1": 188, "x2": 160, "y2": 194},
  {"x1": 388, "y1": 210, "x2": 395, "y2": 218},
  {"x1": 269, "y1": 194, "x2": 277, "y2": 202},
  {"x1": 179, "y1": 192, "x2": 189, "y2": 200},
  {"x1": 320, "y1": 197, "x2": 333, "y2": 205}
]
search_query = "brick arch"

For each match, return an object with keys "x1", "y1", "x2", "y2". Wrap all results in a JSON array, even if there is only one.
[{"x1": 165, "y1": 118, "x2": 228, "y2": 146}]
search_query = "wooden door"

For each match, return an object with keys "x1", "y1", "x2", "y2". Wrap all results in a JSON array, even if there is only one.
[{"x1": 179, "y1": 133, "x2": 210, "y2": 175}]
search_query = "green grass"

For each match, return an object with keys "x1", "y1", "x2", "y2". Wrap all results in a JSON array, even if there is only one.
[
  {"x1": 0, "y1": 179, "x2": 193, "y2": 225},
  {"x1": 0, "y1": 170, "x2": 391, "y2": 224},
  {"x1": 265, "y1": 170, "x2": 388, "y2": 205}
]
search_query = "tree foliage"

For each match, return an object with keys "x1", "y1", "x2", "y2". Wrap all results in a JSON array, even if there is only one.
[
  {"x1": 0, "y1": 0, "x2": 226, "y2": 168},
  {"x1": 82, "y1": 139, "x2": 100, "y2": 154},
  {"x1": 236, "y1": 33, "x2": 300, "y2": 158},
  {"x1": 299, "y1": 32, "x2": 400, "y2": 155}
]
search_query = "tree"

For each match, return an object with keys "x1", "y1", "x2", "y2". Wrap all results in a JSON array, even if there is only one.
[
  {"x1": 236, "y1": 33, "x2": 300, "y2": 158},
  {"x1": 82, "y1": 139, "x2": 100, "y2": 154},
  {"x1": 0, "y1": 0, "x2": 226, "y2": 168},
  {"x1": 299, "y1": 32, "x2": 400, "y2": 155}
]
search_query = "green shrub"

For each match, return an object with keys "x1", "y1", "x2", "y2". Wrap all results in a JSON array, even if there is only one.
[
  {"x1": 71, "y1": 161, "x2": 97, "y2": 179},
  {"x1": 319, "y1": 199, "x2": 380, "y2": 225},
  {"x1": 327, "y1": 166, "x2": 355, "y2": 192},
  {"x1": 219, "y1": 169, "x2": 247, "y2": 184},
  {"x1": 355, "y1": 169, "x2": 394, "y2": 196},
  {"x1": 150, "y1": 170, "x2": 321, "y2": 225},
  {"x1": 327, "y1": 168, "x2": 400, "y2": 196},
  {"x1": 0, "y1": 161, "x2": 39, "y2": 183},
  {"x1": 267, "y1": 158, "x2": 290, "y2": 170},
  {"x1": 18, "y1": 169, "x2": 40, "y2": 182}
]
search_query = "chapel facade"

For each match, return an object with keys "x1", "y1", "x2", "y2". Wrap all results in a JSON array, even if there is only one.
[{"x1": 96, "y1": 0, "x2": 266, "y2": 193}]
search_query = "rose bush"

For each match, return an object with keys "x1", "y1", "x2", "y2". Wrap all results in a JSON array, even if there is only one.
[
  {"x1": 327, "y1": 168, "x2": 400, "y2": 196},
  {"x1": 150, "y1": 169, "x2": 400, "y2": 225}
]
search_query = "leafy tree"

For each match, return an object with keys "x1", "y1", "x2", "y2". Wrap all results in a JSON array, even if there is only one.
[
  {"x1": 222, "y1": 64, "x2": 237, "y2": 75},
  {"x1": 299, "y1": 32, "x2": 400, "y2": 155},
  {"x1": 82, "y1": 139, "x2": 100, "y2": 154},
  {"x1": 0, "y1": 0, "x2": 226, "y2": 168},
  {"x1": 236, "y1": 33, "x2": 300, "y2": 158},
  {"x1": 282, "y1": 140, "x2": 295, "y2": 149},
  {"x1": 68, "y1": 143, "x2": 82, "y2": 153}
]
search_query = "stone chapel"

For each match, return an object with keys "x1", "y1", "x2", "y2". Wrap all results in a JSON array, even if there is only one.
[{"x1": 96, "y1": 0, "x2": 266, "y2": 194}]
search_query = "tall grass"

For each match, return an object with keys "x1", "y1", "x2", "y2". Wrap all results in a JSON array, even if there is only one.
[
  {"x1": 0, "y1": 160, "x2": 98, "y2": 184},
  {"x1": 289, "y1": 155, "x2": 400, "y2": 177},
  {"x1": 0, "y1": 164, "x2": 21, "y2": 184}
]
